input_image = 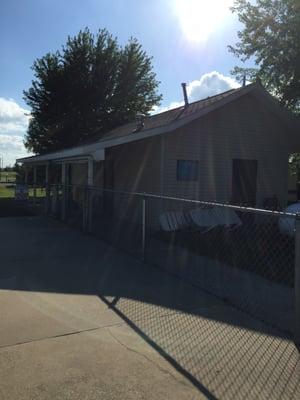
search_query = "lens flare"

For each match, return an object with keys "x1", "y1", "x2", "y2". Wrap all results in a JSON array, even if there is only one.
[{"x1": 174, "y1": 0, "x2": 233, "y2": 43}]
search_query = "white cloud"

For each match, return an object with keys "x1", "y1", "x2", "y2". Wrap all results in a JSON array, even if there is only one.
[
  {"x1": 153, "y1": 71, "x2": 240, "y2": 114},
  {"x1": 0, "y1": 97, "x2": 31, "y2": 166},
  {"x1": 0, "y1": 97, "x2": 30, "y2": 133},
  {"x1": 187, "y1": 71, "x2": 240, "y2": 101},
  {"x1": 0, "y1": 134, "x2": 25, "y2": 150},
  {"x1": 0, "y1": 135, "x2": 30, "y2": 166},
  {"x1": 152, "y1": 100, "x2": 184, "y2": 114}
]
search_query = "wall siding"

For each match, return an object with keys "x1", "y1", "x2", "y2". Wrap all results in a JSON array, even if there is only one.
[
  {"x1": 70, "y1": 163, "x2": 88, "y2": 185},
  {"x1": 163, "y1": 93, "x2": 289, "y2": 207},
  {"x1": 108, "y1": 136, "x2": 162, "y2": 193},
  {"x1": 105, "y1": 137, "x2": 163, "y2": 228},
  {"x1": 69, "y1": 93, "x2": 290, "y2": 227}
]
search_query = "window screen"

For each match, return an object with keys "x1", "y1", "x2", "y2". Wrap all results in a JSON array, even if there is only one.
[{"x1": 177, "y1": 160, "x2": 199, "y2": 181}]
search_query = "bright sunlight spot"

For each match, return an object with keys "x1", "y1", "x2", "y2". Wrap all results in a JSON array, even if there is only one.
[{"x1": 174, "y1": 0, "x2": 234, "y2": 43}]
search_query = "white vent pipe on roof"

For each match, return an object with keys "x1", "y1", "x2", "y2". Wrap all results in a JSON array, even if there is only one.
[{"x1": 181, "y1": 82, "x2": 189, "y2": 108}]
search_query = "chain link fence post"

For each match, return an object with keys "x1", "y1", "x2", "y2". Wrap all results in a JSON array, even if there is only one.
[
  {"x1": 88, "y1": 187, "x2": 93, "y2": 233},
  {"x1": 295, "y1": 214, "x2": 300, "y2": 348},
  {"x1": 33, "y1": 184, "x2": 36, "y2": 207},
  {"x1": 142, "y1": 196, "x2": 146, "y2": 263},
  {"x1": 61, "y1": 185, "x2": 67, "y2": 221},
  {"x1": 54, "y1": 185, "x2": 59, "y2": 216},
  {"x1": 52, "y1": 185, "x2": 57, "y2": 215},
  {"x1": 45, "y1": 184, "x2": 50, "y2": 215},
  {"x1": 82, "y1": 186, "x2": 89, "y2": 232},
  {"x1": 82, "y1": 186, "x2": 86, "y2": 231}
]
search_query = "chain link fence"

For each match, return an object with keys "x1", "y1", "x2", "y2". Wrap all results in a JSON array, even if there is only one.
[{"x1": 45, "y1": 184, "x2": 299, "y2": 341}]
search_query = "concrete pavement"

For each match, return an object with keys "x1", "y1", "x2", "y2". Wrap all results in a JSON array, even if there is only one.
[{"x1": 0, "y1": 216, "x2": 299, "y2": 399}]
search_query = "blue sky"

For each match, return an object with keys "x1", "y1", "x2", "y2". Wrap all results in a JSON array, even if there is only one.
[{"x1": 0, "y1": 0, "x2": 249, "y2": 165}]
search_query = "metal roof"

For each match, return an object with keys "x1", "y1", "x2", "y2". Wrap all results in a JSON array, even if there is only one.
[
  {"x1": 20, "y1": 82, "x2": 286, "y2": 164},
  {"x1": 95, "y1": 87, "x2": 239, "y2": 144}
]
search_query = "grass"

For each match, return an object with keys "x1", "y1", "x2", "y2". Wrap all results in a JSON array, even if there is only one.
[
  {"x1": 0, "y1": 171, "x2": 16, "y2": 183},
  {"x1": 0, "y1": 184, "x2": 45, "y2": 199},
  {"x1": 0, "y1": 183, "x2": 45, "y2": 217},
  {"x1": 0, "y1": 185, "x2": 14, "y2": 198}
]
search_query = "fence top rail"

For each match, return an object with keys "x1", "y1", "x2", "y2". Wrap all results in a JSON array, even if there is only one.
[{"x1": 48, "y1": 183, "x2": 298, "y2": 217}]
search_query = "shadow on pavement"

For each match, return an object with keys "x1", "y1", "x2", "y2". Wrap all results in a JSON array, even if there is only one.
[{"x1": 1, "y1": 216, "x2": 300, "y2": 399}]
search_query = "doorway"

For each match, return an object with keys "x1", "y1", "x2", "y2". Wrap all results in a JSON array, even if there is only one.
[{"x1": 232, "y1": 159, "x2": 257, "y2": 206}]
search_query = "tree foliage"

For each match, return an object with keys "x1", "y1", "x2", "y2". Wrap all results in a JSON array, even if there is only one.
[
  {"x1": 229, "y1": 0, "x2": 300, "y2": 112},
  {"x1": 24, "y1": 28, "x2": 162, "y2": 154}
]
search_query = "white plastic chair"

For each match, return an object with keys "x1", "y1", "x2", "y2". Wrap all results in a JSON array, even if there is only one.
[
  {"x1": 212, "y1": 207, "x2": 242, "y2": 228},
  {"x1": 159, "y1": 210, "x2": 191, "y2": 232},
  {"x1": 189, "y1": 206, "x2": 242, "y2": 232},
  {"x1": 189, "y1": 207, "x2": 219, "y2": 233}
]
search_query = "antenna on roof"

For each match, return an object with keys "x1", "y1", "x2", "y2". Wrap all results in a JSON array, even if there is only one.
[{"x1": 181, "y1": 83, "x2": 189, "y2": 108}]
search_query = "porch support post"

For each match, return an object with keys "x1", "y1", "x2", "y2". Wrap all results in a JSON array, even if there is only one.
[
  {"x1": 87, "y1": 158, "x2": 94, "y2": 186},
  {"x1": 24, "y1": 166, "x2": 28, "y2": 184},
  {"x1": 61, "y1": 162, "x2": 67, "y2": 220},
  {"x1": 45, "y1": 162, "x2": 49, "y2": 185},
  {"x1": 45, "y1": 162, "x2": 50, "y2": 214},
  {"x1": 86, "y1": 158, "x2": 94, "y2": 232},
  {"x1": 142, "y1": 197, "x2": 146, "y2": 263},
  {"x1": 61, "y1": 162, "x2": 67, "y2": 186},
  {"x1": 160, "y1": 135, "x2": 165, "y2": 215},
  {"x1": 33, "y1": 165, "x2": 37, "y2": 205}
]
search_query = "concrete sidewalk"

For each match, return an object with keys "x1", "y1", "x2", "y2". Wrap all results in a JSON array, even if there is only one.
[{"x1": 0, "y1": 216, "x2": 299, "y2": 399}]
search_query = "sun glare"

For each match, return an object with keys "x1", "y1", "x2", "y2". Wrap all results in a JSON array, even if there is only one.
[{"x1": 174, "y1": 0, "x2": 233, "y2": 43}]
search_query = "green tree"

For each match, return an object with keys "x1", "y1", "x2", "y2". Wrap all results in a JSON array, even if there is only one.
[
  {"x1": 229, "y1": 0, "x2": 300, "y2": 112},
  {"x1": 24, "y1": 28, "x2": 162, "y2": 154}
]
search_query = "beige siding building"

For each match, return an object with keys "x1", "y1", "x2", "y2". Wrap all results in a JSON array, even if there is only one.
[
  {"x1": 89, "y1": 90, "x2": 291, "y2": 209},
  {"x1": 18, "y1": 82, "x2": 299, "y2": 212}
]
